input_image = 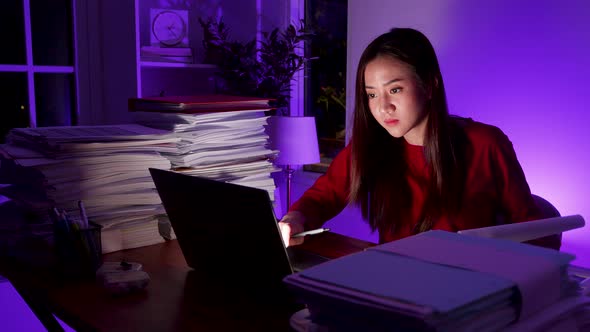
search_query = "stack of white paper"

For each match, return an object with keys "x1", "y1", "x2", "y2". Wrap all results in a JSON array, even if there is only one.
[
  {"x1": 284, "y1": 230, "x2": 581, "y2": 332},
  {"x1": 2, "y1": 124, "x2": 176, "y2": 253},
  {"x1": 132, "y1": 109, "x2": 280, "y2": 201}
]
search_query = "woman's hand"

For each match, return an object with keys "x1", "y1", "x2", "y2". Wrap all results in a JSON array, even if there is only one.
[{"x1": 278, "y1": 211, "x2": 306, "y2": 247}]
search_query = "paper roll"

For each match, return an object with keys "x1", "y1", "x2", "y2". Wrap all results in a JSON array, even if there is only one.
[{"x1": 458, "y1": 215, "x2": 585, "y2": 242}]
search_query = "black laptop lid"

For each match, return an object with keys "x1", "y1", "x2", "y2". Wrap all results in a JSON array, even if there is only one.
[{"x1": 149, "y1": 168, "x2": 294, "y2": 289}]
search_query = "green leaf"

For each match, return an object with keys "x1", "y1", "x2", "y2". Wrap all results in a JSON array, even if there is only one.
[{"x1": 199, "y1": 16, "x2": 313, "y2": 109}]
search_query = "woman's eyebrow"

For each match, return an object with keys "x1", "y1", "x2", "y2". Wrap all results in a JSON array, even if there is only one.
[{"x1": 365, "y1": 78, "x2": 404, "y2": 89}]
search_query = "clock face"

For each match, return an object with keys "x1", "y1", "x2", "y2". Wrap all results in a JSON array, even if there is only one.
[{"x1": 152, "y1": 10, "x2": 187, "y2": 47}]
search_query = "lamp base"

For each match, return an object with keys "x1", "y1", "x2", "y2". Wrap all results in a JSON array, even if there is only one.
[{"x1": 285, "y1": 164, "x2": 295, "y2": 213}]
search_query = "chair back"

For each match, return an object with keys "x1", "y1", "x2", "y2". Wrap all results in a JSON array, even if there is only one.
[
  {"x1": 532, "y1": 194, "x2": 561, "y2": 218},
  {"x1": 528, "y1": 194, "x2": 562, "y2": 250}
]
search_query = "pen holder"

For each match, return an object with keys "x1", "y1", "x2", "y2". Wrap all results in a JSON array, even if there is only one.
[{"x1": 54, "y1": 222, "x2": 103, "y2": 280}]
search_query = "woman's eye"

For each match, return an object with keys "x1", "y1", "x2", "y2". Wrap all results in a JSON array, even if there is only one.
[
  {"x1": 366, "y1": 93, "x2": 376, "y2": 99},
  {"x1": 390, "y1": 88, "x2": 402, "y2": 94}
]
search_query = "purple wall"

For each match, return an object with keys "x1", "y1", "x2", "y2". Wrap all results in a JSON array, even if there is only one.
[{"x1": 346, "y1": 0, "x2": 590, "y2": 267}]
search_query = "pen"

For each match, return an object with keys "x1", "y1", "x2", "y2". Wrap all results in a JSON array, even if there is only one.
[
  {"x1": 50, "y1": 207, "x2": 67, "y2": 234},
  {"x1": 78, "y1": 200, "x2": 89, "y2": 229},
  {"x1": 56, "y1": 208, "x2": 71, "y2": 233},
  {"x1": 291, "y1": 228, "x2": 330, "y2": 238}
]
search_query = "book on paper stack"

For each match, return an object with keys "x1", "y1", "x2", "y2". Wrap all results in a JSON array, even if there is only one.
[
  {"x1": 0, "y1": 124, "x2": 178, "y2": 253},
  {"x1": 284, "y1": 227, "x2": 590, "y2": 332},
  {"x1": 128, "y1": 94, "x2": 273, "y2": 112},
  {"x1": 140, "y1": 46, "x2": 194, "y2": 64},
  {"x1": 130, "y1": 95, "x2": 281, "y2": 208}
]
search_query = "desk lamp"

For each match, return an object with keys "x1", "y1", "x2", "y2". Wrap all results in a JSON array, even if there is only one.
[{"x1": 268, "y1": 116, "x2": 320, "y2": 214}]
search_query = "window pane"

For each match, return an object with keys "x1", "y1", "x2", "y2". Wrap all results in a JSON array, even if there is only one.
[
  {"x1": 35, "y1": 73, "x2": 76, "y2": 127},
  {"x1": 305, "y1": 0, "x2": 347, "y2": 164},
  {"x1": 0, "y1": 73, "x2": 29, "y2": 142},
  {"x1": 30, "y1": 0, "x2": 74, "y2": 66},
  {"x1": 0, "y1": 0, "x2": 27, "y2": 64}
]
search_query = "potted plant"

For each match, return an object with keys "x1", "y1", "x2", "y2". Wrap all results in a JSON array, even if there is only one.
[{"x1": 199, "y1": 17, "x2": 312, "y2": 114}]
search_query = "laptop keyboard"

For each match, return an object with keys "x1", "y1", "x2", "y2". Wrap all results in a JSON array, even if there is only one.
[{"x1": 287, "y1": 247, "x2": 331, "y2": 272}]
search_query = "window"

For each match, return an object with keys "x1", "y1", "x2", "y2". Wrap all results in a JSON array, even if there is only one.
[
  {"x1": 304, "y1": 0, "x2": 347, "y2": 172},
  {"x1": 0, "y1": 0, "x2": 77, "y2": 142}
]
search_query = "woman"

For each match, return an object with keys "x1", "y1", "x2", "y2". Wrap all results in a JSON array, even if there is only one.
[{"x1": 279, "y1": 28, "x2": 557, "y2": 249}]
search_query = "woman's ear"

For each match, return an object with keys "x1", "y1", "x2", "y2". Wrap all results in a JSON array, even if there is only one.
[{"x1": 427, "y1": 77, "x2": 439, "y2": 99}]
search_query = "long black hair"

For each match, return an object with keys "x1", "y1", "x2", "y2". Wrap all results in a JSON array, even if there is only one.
[{"x1": 349, "y1": 28, "x2": 465, "y2": 235}]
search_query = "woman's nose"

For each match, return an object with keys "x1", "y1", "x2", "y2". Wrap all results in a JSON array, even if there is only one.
[{"x1": 379, "y1": 97, "x2": 395, "y2": 114}]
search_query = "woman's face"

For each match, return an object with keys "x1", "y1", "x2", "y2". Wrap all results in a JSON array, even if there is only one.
[{"x1": 364, "y1": 55, "x2": 430, "y2": 146}]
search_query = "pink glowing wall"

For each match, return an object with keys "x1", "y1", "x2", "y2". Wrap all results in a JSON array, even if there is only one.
[{"x1": 345, "y1": 0, "x2": 590, "y2": 266}]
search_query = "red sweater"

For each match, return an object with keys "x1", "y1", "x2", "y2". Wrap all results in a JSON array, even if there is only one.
[{"x1": 290, "y1": 119, "x2": 554, "y2": 246}]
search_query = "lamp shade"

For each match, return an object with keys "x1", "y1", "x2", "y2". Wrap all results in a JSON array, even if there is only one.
[{"x1": 268, "y1": 116, "x2": 320, "y2": 165}]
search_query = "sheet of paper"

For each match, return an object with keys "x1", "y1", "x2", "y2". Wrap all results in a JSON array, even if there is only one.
[{"x1": 0, "y1": 277, "x2": 47, "y2": 332}]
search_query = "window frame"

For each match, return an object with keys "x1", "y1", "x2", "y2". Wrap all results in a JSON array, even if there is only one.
[
  {"x1": 0, "y1": 0, "x2": 94, "y2": 128},
  {"x1": 289, "y1": 0, "x2": 305, "y2": 117}
]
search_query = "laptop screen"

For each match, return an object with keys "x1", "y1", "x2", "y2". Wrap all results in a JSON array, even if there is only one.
[{"x1": 149, "y1": 168, "x2": 294, "y2": 291}]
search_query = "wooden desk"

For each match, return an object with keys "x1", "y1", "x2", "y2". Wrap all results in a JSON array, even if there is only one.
[{"x1": 3, "y1": 232, "x2": 374, "y2": 332}]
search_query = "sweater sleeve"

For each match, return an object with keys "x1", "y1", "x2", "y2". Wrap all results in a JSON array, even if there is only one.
[
  {"x1": 490, "y1": 129, "x2": 561, "y2": 250},
  {"x1": 288, "y1": 144, "x2": 351, "y2": 230}
]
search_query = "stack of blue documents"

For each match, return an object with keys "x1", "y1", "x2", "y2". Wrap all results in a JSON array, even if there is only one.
[{"x1": 284, "y1": 230, "x2": 577, "y2": 332}]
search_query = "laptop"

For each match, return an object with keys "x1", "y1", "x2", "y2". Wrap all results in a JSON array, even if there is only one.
[{"x1": 148, "y1": 168, "x2": 329, "y2": 303}]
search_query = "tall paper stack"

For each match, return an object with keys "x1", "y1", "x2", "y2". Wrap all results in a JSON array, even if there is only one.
[
  {"x1": 130, "y1": 95, "x2": 281, "y2": 203},
  {"x1": 1, "y1": 124, "x2": 177, "y2": 253}
]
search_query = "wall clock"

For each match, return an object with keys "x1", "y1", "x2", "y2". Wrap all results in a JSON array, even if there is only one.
[{"x1": 150, "y1": 8, "x2": 189, "y2": 47}]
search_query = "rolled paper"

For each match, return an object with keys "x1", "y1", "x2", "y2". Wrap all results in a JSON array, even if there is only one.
[{"x1": 458, "y1": 215, "x2": 585, "y2": 242}]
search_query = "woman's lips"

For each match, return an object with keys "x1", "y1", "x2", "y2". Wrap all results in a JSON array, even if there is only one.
[{"x1": 384, "y1": 119, "x2": 399, "y2": 125}]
